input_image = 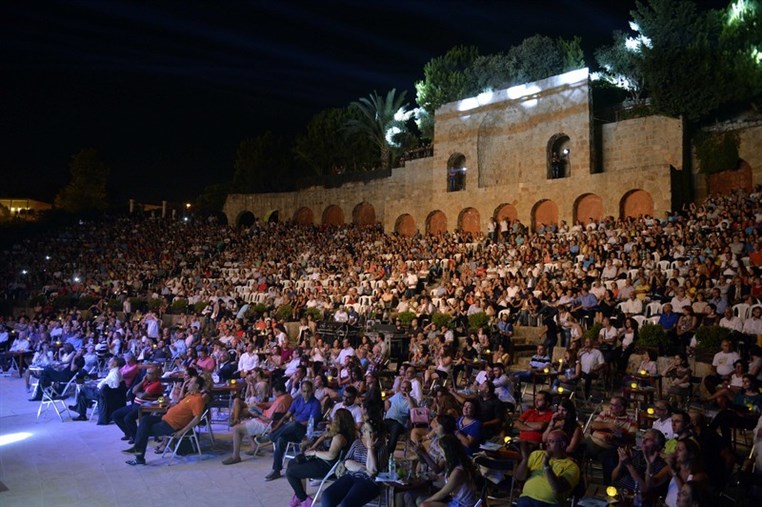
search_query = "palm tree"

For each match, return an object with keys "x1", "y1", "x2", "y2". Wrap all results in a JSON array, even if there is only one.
[{"x1": 343, "y1": 89, "x2": 412, "y2": 170}]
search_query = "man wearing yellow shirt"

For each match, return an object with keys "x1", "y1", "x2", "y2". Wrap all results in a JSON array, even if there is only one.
[{"x1": 515, "y1": 429, "x2": 580, "y2": 507}]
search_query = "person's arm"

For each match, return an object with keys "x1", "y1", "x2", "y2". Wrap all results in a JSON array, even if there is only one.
[
  {"x1": 515, "y1": 450, "x2": 532, "y2": 481},
  {"x1": 424, "y1": 467, "x2": 465, "y2": 503},
  {"x1": 309, "y1": 434, "x2": 346, "y2": 461}
]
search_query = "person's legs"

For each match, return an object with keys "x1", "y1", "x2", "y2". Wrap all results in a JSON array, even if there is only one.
[
  {"x1": 132, "y1": 415, "x2": 164, "y2": 456},
  {"x1": 286, "y1": 458, "x2": 331, "y2": 501},
  {"x1": 336, "y1": 478, "x2": 380, "y2": 507},
  {"x1": 385, "y1": 418, "x2": 405, "y2": 455},
  {"x1": 321, "y1": 475, "x2": 354, "y2": 507},
  {"x1": 272, "y1": 422, "x2": 306, "y2": 473},
  {"x1": 112, "y1": 404, "x2": 139, "y2": 439}
]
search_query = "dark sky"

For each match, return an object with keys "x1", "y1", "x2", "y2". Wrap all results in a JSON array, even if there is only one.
[{"x1": 0, "y1": 0, "x2": 727, "y2": 204}]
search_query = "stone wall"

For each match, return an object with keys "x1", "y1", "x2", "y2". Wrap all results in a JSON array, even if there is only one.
[
  {"x1": 693, "y1": 123, "x2": 762, "y2": 200},
  {"x1": 224, "y1": 68, "x2": 680, "y2": 232}
]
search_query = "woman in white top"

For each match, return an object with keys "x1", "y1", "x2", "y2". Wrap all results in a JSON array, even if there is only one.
[{"x1": 664, "y1": 439, "x2": 707, "y2": 507}]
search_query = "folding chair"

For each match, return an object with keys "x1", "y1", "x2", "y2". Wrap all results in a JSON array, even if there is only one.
[
  {"x1": 37, "y1": 376, "x2": 78, "y2": 422},
  {"x1": 161, "y1": 408, "x2": 210, "y2": 465},
  {"x1": 311, "y1": 449, "x2": 347, "y2": 502}
]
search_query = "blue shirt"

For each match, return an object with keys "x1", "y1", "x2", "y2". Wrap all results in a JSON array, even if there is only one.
[
  {"x1": 289, "y1": 395, "x2": 322, "y2": 424},
  {"x1": 659, "y1": 312, "x2": 679, "y2": 330},
  {"x1": 385, "y1": 392, "x2": 413, "y2": 425}
]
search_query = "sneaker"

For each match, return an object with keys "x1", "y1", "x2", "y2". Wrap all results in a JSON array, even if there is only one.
[
  {"x1": 300, "y1": 497, "x2": 313, "y2": 507},
  {"x1": 289, "y1": 495, "x2": 301, "y2": 507},
  {"x1": 125, "y1": 457, "x2": 146, "y2": 466},
  {"x1": 264, "y1": 470, "x2": 281, "y2": 481},
  {"x1": 120, "y1": 436, "x2": 131, "y2": 441},
  {"x1": 121, "y1": 446, "x2": 137, "y2": 454},
  {"x1": 222, "y1": 456, "x2": 242, "y2": 465}
]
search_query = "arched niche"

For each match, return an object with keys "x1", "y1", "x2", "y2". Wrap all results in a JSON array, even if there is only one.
[
  {"x1": 426, "y1": 210, "x2": 447, "y2": 235},
  {"x1": 531, "y1": 199, "x2": 559, "y2": 232},
  {"x1": 322, "y1": 205, "x2": 345, "y2": 226},
  {"x1": 458, "y1": 207, "x2": 480, "y2": 235},
  {"x1": 352, "y1": 201, "x2": 376, "y2": 227},
  {"x1": 236, "y1": 210, "x2": 256, "y2": 228},
  {"x1": 293, "y1": 207, "x2": 314, "y2": 226},
  {"x1": 620, "y1": 189, "x2": 654, "y2": 219},
  {"x1": 547, "y1": 133, "x2": 571, "y2": 179},
  {"x1": 446, "y1": 153, "x2": 467, "y2": 192},
  {"x1": 394, "y1": 214, "x2": 416, "y2": 237},
  {"x1": 573, "y1": 193, "x2": 604, "y2": 225}
]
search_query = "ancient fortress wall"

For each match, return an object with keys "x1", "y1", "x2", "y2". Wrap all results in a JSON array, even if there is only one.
[{"x1": 224, "y1": 69, "x2": 692, "y2": 234}]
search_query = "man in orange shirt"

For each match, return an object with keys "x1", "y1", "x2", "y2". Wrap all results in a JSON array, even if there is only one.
[{"x1": 124, "y1": 375, "x2": 206, "y2": 466}]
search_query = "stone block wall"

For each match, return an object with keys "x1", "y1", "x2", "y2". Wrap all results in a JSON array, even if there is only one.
[{"x1": 224, "y1": 69, "x2": 681, "y2": 233}]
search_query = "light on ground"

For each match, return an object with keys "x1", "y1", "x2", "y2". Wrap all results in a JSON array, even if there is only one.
[{"x1": 0, "y1": 432, "x2": 33, "y2": 446}]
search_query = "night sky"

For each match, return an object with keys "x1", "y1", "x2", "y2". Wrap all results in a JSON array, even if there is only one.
[{"x1": 1, "y1": 0, "x2": 727, "y2": 204}]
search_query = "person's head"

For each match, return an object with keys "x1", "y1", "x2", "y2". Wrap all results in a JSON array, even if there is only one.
[
  {"x1": 478, "y1": 380, "x2": 495, "y2": 399},
  {"x1": 434, "y1": 414, "x2": 457, "y2": 436},
  {"x1": 491, "y1": 364, "x2": 505, "y2": 378},
  {"x1": 677, "y1": 480, "x2": 708, "y2": 507},
  {"x1": 654, "y1": 399, "x2": 671, "y2": 421},
  {"x1": 674, "y1": 352, "x2": 688, "y2": 367},
  {"x1": 462, "y1": 399, "x2": 480, "y2": 419},
  {"x1": 272, "y1": 380, "x2": 287, "y2": 396},
  {"x1": 186, "y1": 375, "x2": 204, "y2": 394},
  {"x1": 535, "y1": 391, "x2": 551, "y2": 411},
  {"x1": 300, "y1": 379, "x2": 314, "y2": 400},
  {"x1": 721, "y1": 339, "x2": 732, "y2": 352},
  {"x1": 331, "y1": 408, "x2": 358, "y2": 441},
  {"x1": 675, "y1": 438, "x2": 701, "y2": 465},
  {"x1": 742, "y1": 373, "x2": 757, "y2": 391},
  {"x1": 734, "y1": 359, "x2": 747, "y2": 373},
  {"x1": 583, "y1": 337, "x2": 594, "y2": 349},
  {"x1": 609, "y1": 396, "x2": 627, "y2": 416},
  {"x1": 405, "y1": 366, "x2": 417, "y2": 379},
  {"x1": 438, "y1": 434, "x2": 475, "y2": 476},
  {"x1": 642, "y1": 428, "x2": 666, "y2": 454},
  {"x1": 343, "y1": 385, "x2": 358, "y2": 406},
  {"x1": 536, "y1": 344, "x2": 546, "y2": 356},
  {"x1": 556, "y1": 398, "x2": 577, "y2": 424},
  {"x1": 672, "y1": 409, "x2": 691, "y2": 436},
  {"x1": 545, "y1": 429, "x2": 569, "y2": 456}
]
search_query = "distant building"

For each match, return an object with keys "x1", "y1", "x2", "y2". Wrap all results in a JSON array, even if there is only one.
[{"x1": 0, "y1": 198, "x2": 52, "y2": 220}]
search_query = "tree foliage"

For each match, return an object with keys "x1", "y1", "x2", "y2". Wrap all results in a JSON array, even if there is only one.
[
  {"x1": 720, "y1": 0, "x2": 762, "y2": 110},
  {"x1": 293, "y1": 106, "x2": 376, "y2": 176},
  {"x1": 232, "y1": 132, "x2": 293, "y2": 193},
  {"x1": 595, "y1": 31, "x2": 647, "y2": 101},
  {"x1": 195, "y1": 182, "x2": 231, "y2": 214},
  {"x1": 54, "y1": 148, "x2": 109, "y2": 214},
  {"x1": 343, "y1": 89, "x2": 413, "y2": 170},
  {"x1": 415, "y1": 45, "x2": 481, "y2": 118}
]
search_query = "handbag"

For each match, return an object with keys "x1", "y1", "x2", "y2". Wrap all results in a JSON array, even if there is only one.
[{"x1": 410, "y1": 407, "x2": 430, "y2": 427}]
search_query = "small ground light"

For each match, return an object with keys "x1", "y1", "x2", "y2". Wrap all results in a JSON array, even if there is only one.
[
  {"x1": 606, "y1": 487, "x2": 618, "y2": 497},
  {"x1": 647, "y1": 407, "x2": 655, "y2": 415},
  {"x1": 21, "y1": 269, "x2": 28, "y2": 275}
]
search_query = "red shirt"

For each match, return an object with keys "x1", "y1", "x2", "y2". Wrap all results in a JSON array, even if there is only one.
[{"x1": 518, "y1": 408, "x2": 553, "y2": 443}]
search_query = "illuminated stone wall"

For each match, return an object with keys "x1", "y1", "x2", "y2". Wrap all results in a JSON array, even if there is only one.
[{"x1": 224, "y1": 69, "x2": 684, "y2": 232}]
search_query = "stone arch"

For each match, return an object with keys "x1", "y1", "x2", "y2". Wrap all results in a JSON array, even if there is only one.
[
  {"x1": 573, "y1": 193, "x2": 604, "y2": 225},
  {"x1": 394, "y1": 214, "x2": 416, "y2": 237},
  {"x1": 264, "y1": 209, "x2": 279, "y2": 223},
  {"x1": 547, "y1": 133, "x2": 571, "y2": 179},
  {"x1": 458, "y1": 207, "x2": 480, "y2": 234},
  {"x1": 493, "y1": 203, "x2": 518, "y2": 223},
  {"x1": 293, "y1": 207, "x2": 314, "y2": 226},
  {"x1": 446, "y1": 153, "x2": 467, "y2": 192},
  {"x1": 215, "y1": 212, "x2": 229, "y2": 226},
  {"x1": 620, "y1": 189, "x2": 654, "y2": 219},
  {"x1": 426, "y1": 210, "x2": 448, "y2": 235},
  {"x1": 352, "y1": 201, "x2": 376, "y2": 227},
  {"x1": 531, "y1": 199, "x2": 559, "y2": 232},
  {"x1": 322, "y1": 205, "x2": 344, "y2": 226},
  {"x1": 236, "y1": 210, "x2": 256, "y2": 228}
]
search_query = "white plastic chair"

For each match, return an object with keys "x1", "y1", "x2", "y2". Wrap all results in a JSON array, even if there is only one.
[{"x1": 161, "y1": 408, "x2": 210, "y2": 465}]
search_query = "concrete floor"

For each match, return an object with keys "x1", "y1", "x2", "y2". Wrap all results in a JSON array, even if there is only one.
[{"x1": 0, "y1": 374, "x2": 305, "y2": 507}]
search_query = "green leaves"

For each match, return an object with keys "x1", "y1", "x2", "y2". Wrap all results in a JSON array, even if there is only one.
[{"x1": 54, "y1": 148, "x2": 109, "y2": 214}]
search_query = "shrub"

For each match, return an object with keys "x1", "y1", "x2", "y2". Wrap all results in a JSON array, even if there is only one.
[
  {"x1": 28, "y1": 294, "x2": 47, "y2": 307},
  {"x1": 193, "y1": 301, "x2": 208, "y2": 314},
  {"x1": 468, "y1": 311, "x2": 490, "y2": 331},
  {"x1": 147, "y1": 297, "x2": 162, "y2": 311},
  {"x1": 77, "y1": 295, "x2": 96, "y2": 310},
  {"x1": 583, "y1": 322, "x2": 603, "y2": 342},
  {"x1": 304, "y1": 307, "x2": 323, "y2": 321},
  {"x1": 171, "y1": 298, "x2": 189, "y2": 314},
  {"x1": 129, "y1": 297, "x2": 147, "y2": 312},
  {"x1": 275, "y1": 304, "x2": 294, "y2": 321},
  {"x1": 695, "y1": 325, "x2": 732, "y2": 352},
  {"x1": 396, "y1": 311, "x2": 417, "y2": 326},
  {"x1": 432, "y1": 312, "x2": 453, "y2": 329},
  {"x1": 107, "y1": 299, "x2": 122, "y2": 311},
  {"x1": 635, "y1": 323, "x2": 669, "y2": 349},
  {"x1": 252, "y1": 303, "x2": 268, "y2": 315},
  {"x1": 52, "y1": 295, "x2": 75, "y2": 310}
]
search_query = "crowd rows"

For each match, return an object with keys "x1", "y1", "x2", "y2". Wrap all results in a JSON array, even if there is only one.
[{"x1": 3, "y1": 189, "x2": 762, "y2": 506}]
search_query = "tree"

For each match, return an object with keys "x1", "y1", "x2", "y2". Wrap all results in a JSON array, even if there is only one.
[
  {"x1": 415, "y1": 45, "x2": 481, "y2": 137},
  {"x1": 293, "y1": 106, "x2": 376, "y2": 176},
  {"x1": 54, "y1": 148, "x2": 109, "y2": 213},
  {"x1": 720, "y1": 0, "x2": 762, "y2": 110},
  {"x1": 633, "y1": 0, "x2": 730, "y2": 120},
  {"x1": 505, "y1": 35, "x2": 583, "y2": 85},
  {"x1": 595, "y1": 31, "x2": 647, "y2": 102},
  {"x1": 195, "y1": 182, "x2": 230, "y2": 214},
  {"x1": 343, "y1": 89, "x2": 413, "y2": 170},
  {"x1": 232, "y1": 132, "x2": 293, "y2": 193}
]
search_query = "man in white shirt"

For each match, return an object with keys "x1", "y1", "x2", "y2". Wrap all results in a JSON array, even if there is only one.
[
  {"x1": 328, "y1": 385, "x2": 363, "y2": 427},
  {"x1": 650, "y1": 400, "x2": 674, "y2": 439},
  {"x1": 579, "y1": 338, "x2": 605, "y2": 399},
  {"x1": 620, "y1": 293, "x2": 643, "y2": 317},
  {"x1": 670, "y1": 287, "x2": 692, "y2": 313},
  {"x1": 237, "y1": 343, "x2": 259, "y2": 376},
  {"x1": 392, "y1": 366, "x2": 423, "y2": 403},
  {"x1": 70, "y1": 356, "x2": 123, "y2": 421},
  {"x1": 336, "y1": 339, "x2": 355, "y2": 366},
  {"x1": 719, "y1": 308, "x2": 743, "y2": 333},
  {"x1": 742, "y1": 306, "x2": 762, "y2": 336},
  {"x1": 333, "y1": 306, "x2": 348, "y2": 323},
  {"x1": 704, "y1": 339, "x2": 741, "y2": 394}
]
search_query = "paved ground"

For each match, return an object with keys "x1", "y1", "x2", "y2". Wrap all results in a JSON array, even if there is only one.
[{"x1": 0, "y1": 374, "x2": 302, "y2": 507}]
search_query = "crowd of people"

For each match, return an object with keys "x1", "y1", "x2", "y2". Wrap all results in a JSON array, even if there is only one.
[{"x1": 3, "y1": 188, "x2": 762, "y2": 506}]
